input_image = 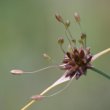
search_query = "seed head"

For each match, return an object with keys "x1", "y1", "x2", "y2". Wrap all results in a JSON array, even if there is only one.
[{"x1": 60, "y1": 48, "x2": 92, "y2": 79}]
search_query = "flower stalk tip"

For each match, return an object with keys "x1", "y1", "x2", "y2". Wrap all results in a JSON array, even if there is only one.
[
  {"x1": 64, "y1": 20, "x2": 70, "y2": 29},
  {"x1": 11, "y1": 69, "x2": 24, "y2": 75},
  {"x1": 43, "y1": 53, "x2": 51, "y2": 60}
]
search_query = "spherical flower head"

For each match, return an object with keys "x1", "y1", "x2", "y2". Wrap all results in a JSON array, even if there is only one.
[{"x1": 60, "y1": 48, "x2": 92, "y2": 79}]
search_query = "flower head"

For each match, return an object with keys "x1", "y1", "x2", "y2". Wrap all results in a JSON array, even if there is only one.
[
  {"x1": 60, "y1": 47, "x2": 92, "y2": 79},
  {"x1": 11, "y1": 12, "x2": 110, "y2": 110}
]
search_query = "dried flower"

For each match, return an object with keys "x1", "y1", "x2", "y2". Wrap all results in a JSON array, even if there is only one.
[
  {"x1": 55, "y1": 13, "x2": 64, "y2": 23},
  {"x1": 11, "y1": 12, "x2": 110, "y2": 110},
  {"x1": 11, "y1": 69, "x2": 24, "y2": 75},
  {"x1": 74, "y1": 12, "x2": 80, "y2": 23},
  {"x1": 60, "y1": 48, "x2": 92, "y2": 79}
]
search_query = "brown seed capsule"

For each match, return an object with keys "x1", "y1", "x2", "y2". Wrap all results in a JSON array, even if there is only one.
[
  {"x1": 55, "y1": 13, "x2": 64, "y2": 23},
  {"x1": 10, "y1": 69, "x2": 24, "y2": 75},
  {"x1": 81, "y1": 33, "x2": 86, "y2": 39}
]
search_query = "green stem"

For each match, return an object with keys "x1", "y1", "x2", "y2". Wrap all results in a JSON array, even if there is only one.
[{"x1": 90, "y1": 67, "x2": 110, "y2": 80}]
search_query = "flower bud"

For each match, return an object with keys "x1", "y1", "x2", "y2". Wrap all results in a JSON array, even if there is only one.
[
  {"x1": 10, "y1": 69, "x2": 24, "y2": 75},
  {"x1": 58, "y1": 37, "x2": 64, "y2": 45},
  {"x1": 55, "y1": 13, "x2": 64, "y2": 23},
  {"x1": 81, "y1": 33, "x2": 86, "y2": 39},
  {"x1": 74, "y1": 12, "x2": 80, "y2": 23},
  {"x1": 43, "y1": 53, "x2": 51, "y2": 60},
  {"x1": 65, "y1": 20, "x2": 70, "y2": 28}
]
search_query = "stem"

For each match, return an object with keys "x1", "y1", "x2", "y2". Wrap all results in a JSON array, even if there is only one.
[
  {"x1": 84, "y1": 35, "x2": 86, "y2": 48},
  {"x1": 21, "y1": 84, "x2": 57, "y2": 110},
  {"x1": 24, "y1": 65, "x2": 58, "y2": 74},
  {"x1": 91, "y1": 48, "x2": 110, "y2": 62},
  {"x1": 79, "y1": 23, "x2": 83, "y2": 34},
  {"x1": 65, "y1": 30, "x2": 73, "y2": 47},
  {"x1": 90, "y1": 67, "x2": 110, "y2": 80},
  {"x1": 21, "y1": 100, "x2": 35, "y2": 110},
  {"x1": 60, "y1": 45, "x2": 65, "y2": 54},
  {"x1": 67, "y1": 28, "x2": 73, "y2": 40},
  {"x1": 20, "y1": 71, "x2": 71, "y2": 110}
]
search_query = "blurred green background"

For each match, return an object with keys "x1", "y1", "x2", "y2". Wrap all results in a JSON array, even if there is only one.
[{"x1": 0, "y1": 0, "x2": 110, "y2": 110}]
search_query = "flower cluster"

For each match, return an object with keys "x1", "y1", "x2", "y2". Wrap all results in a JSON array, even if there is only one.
[
  {"x1": 11, "y1": 12, "x2": 110, "y2": 110},
  {"x1": 60, "y1": 47, "x2": 92, "y2": 79},
  {"x1": 56, "y1": 12, "x2": 92, "y2": 80}
]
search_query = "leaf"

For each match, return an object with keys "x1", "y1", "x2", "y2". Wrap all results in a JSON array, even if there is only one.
[
  {"x1": 91, "y1": 48, "x2": 110, "y2": 62},
  {"x1": 52, "y1": 70, "x2": 71, "y2": 87}
]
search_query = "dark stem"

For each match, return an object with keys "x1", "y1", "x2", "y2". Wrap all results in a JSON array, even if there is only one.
[{"x1": 89, "y1": 67, "x2": 110, "y2": 80}]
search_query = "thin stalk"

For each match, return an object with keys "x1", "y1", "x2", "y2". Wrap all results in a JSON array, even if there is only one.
[
  {"x1": 23, "y1": 65, "x2": 58, "y2": 74},
  {"x1": 62, "y1": 22, "x2": 72, "y2": 45},
  {"x1": 66, "y1": 28, "x2": 73, "y2": 40},
  {"x1": 83, "y1": 35, "x2": 86, "y2": 49},
  {"x1": 78, "y1": 23, "x2": 83, "y2": 34},
  {"x1": 85, "y1": 37, "x2": 86, "y2": 48},
  {"x1": 63, "y1": 22, "x2": 75, "y2": 48},
  {"x1": 66, "y1": 28, "x2": 76, "y2": 46},
  {"x1": 20, "y1": 71, "x2": 72, "y2": 110},
  {"x1": 65, "y1": 30, "x2": 73, "y2": 47},
  {"x1": 60, "y1": 45, "x2": 66, "y2": 54},
  {"x1": 21, "y1": 83, "x2": 58, "y2": 110}
]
